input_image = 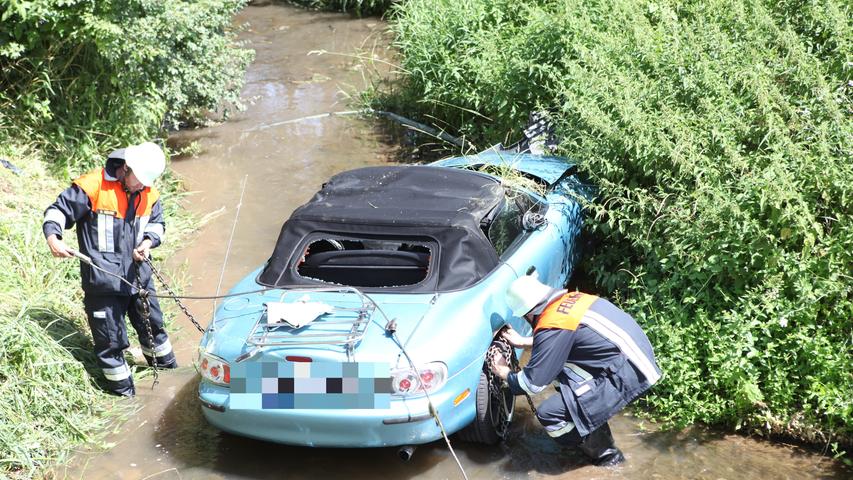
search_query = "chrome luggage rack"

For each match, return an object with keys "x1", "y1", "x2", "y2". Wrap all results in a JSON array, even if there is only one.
[{"x1": 236, "y1": 286, "x2": 376, "y2": 363}]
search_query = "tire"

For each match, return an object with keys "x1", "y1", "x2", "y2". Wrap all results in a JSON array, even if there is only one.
[{"x1": 456, "y1": 345, "x2": 517, "y2": 445}]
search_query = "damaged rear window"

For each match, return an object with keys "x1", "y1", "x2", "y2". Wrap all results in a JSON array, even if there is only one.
[{"x1": 295, "y1": 235, "x2": 435, "y2": 288}]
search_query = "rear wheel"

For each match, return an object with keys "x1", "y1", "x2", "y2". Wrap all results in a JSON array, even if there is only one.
[{"x1": 457, "y1": 339, "x2": 517, "y2": 444}]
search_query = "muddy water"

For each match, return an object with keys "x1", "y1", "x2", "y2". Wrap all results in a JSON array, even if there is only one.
[
  {"x1": 158, "y1": 3, "x2": 402, "y2": 367},
  {"x1": 59, "y1": 3, "x2": 850, "y2": 479}
]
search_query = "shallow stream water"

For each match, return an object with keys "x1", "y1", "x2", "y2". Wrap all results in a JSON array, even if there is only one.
[{"x1": 58, "y1": 3, "x2": 850, "y2": 479}]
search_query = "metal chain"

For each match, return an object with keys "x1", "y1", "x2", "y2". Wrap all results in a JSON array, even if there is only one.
[
  {"x1": 485, "y1": 340, "x2": 512, "y2": 439},
  {"x1": 69, "y1": 250, "x2": 207, "y2": 334},
  {"x1": 144, "y1": 257, "x2": 206, "y2": 333},
  {"x1": 487, "y1": 327, "x2": 536, "y2": 415},
  {"x1": 487, "y1": 329, "x2": 537, "y2": 419},
  {"x1": 135, "y1": 266, "x2": 159, "y2": 388}
]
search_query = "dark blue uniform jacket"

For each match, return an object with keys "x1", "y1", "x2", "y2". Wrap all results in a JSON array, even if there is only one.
[{"x1": 507, "y1": 293, "x2": 661, "y2": 437}]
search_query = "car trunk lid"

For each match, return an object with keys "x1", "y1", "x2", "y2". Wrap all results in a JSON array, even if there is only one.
[{"x1": 225, "y1": 289, "x2": 434, "y2": 367}]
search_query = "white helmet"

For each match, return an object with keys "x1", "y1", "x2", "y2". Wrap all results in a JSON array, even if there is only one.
[
  {"x1": 506, "y1": 273, "x2": 553, "y2": 317},
  {"x1": 122, "y1": 142, "x2": 166, "y2": 187}
]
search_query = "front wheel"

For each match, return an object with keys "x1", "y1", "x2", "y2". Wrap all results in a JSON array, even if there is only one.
[{"x1": 456, "y1": 338, "x2": 518, "y2": 444}]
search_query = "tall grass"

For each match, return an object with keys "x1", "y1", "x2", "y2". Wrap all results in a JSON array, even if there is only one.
[
  {"x1": 382, "y1": 0, "x2": 852, "y2": 446},
  {"x1": 0, "y1": 1, "x2": 251, "y2": 475},
  {"x1": 0, "y1": 145, "x2": 115, "y2": 478}
]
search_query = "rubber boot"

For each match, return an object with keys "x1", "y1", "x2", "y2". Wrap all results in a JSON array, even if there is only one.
[
  {"x1": 579, "y1": 423, "x2": 625, "y2": 466},
  {"x1": 109, "y1": 376, "x2": 136, "y2": 398}
]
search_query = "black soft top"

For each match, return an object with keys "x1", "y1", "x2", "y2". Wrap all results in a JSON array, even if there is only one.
[{"x1": 258, "y1": 166, "x2": 505, "y2": 292}]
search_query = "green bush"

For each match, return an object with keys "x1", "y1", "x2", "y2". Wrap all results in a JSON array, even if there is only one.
[
  {"x1": 386, "y1": 0, "x2": 852, "y2": 444},
  {"x1": 0, "y1": 0, "x2": 253, "y2": 170}
]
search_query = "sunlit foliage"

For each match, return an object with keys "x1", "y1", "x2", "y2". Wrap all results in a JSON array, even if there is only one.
[{"x1": 385, "y1": 0, "x2": 852, "y2": 445}]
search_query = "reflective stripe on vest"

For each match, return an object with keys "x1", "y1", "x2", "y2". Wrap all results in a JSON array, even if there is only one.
[
  {"x1": 97, "y1": 211, "x2": 115, "y2": 252},
  {"x1": 583, "y1": 310, "x2": 662, "y2": 385},
  {"x1": 534, "y1": 292, "x2": 661, "y2": 385}
]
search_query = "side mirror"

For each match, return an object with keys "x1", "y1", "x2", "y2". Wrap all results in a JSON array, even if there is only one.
[{"x1": 522, "y1": 210, "x2": 547, "y2": 231}]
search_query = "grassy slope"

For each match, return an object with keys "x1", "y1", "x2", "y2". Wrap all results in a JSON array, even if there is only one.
[
  {"x1": 0, "y1": 143, "x2": 193, "y2": 478},
  {"x1": 0, "y1": 1, "x2": 251, "y2": 476},
  {"x1": 0, "y1": 143, "x2": 111, "y2": 478}
]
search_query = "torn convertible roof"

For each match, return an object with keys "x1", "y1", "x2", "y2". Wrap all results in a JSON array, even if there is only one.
[
  {"x1": 258, "y1": 166, "x2": 505, "y2": 292},
  {"x1": 290, "y1": 165, "x2": 503, "y2": 227}
]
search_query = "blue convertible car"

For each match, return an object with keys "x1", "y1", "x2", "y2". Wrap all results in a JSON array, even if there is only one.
[{"x1": 197, "y1": 142, "x2": 588, "y2": 452}]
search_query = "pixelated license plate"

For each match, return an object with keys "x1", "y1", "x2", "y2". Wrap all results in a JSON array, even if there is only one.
[{"x1": 230, "y1": 361, "x2": 392, "y2": 409}]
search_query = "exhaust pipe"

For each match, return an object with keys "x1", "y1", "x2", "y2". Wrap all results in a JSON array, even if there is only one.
[{"x1": 397, "y1": 445, "x2": 416, "y2": 461}]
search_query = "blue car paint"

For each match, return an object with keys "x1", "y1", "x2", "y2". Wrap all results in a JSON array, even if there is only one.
[
  {"x1": 200, "y1": 357, "x2": 482, "y2": 447},
  {"x1": 431, "y1": 150, "x2": 576, "y2": 186},
  {"x1": 197, "y1": 152, "x2": 585, "y2": 447}
]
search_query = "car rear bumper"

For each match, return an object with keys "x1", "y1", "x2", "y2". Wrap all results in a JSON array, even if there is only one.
[{"x1": 198, "y1": 365, "x2": 479, "y2": 447}]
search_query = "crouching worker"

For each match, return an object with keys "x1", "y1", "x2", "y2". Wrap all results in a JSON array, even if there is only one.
[
  {"x1": 43, "y1": 142, "x2": 177, "y2": 396},
  {"x1": 490, "y1": 273, "x2": 661, "y2": 466}
]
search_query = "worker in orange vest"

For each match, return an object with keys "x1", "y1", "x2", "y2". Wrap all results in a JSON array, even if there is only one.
[
  {"x1": 491, "y1": 273, "x2": 661, "y2": 466},
  {"x1": 43, "y1": 142, "x2": 177, "y2": 396}
]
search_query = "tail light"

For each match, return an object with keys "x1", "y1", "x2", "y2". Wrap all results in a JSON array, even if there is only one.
[
  {"x1": 199, "y1": 351, "x2": 230, "y2": 386},
  {"x1": 391, "y1": 362, "x2": 447, "y2": 396}
]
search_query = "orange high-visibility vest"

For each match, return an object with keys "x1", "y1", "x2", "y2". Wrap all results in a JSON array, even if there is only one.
[
  {"x1": 73, "y1": 168, "x2": 160, "y2": 218},
  {"x1": 534, "y1": 291, "x2": 599, "y2": 332}
]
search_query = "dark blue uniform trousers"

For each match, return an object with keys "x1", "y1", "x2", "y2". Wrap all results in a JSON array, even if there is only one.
[
  {"x1": 536, "y1": 391, "x2": 623, "y2": 465},
  {"x1": 83, "y1": 284, "x2": 176, "y2": 396}
]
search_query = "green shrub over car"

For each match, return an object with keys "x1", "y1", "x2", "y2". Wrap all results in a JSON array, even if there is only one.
[{"x1": 384, "y1": 0, "x2": 852, "y2": 446}]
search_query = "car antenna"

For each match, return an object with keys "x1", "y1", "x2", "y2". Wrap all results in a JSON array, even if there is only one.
[{"x1": 211, "y1": 174, "x2": 249, "y2": 332}]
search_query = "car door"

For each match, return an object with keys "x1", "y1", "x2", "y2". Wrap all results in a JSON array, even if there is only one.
[{"x1": 487, "y1": 187, "x2": 568, "y2": 324}]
